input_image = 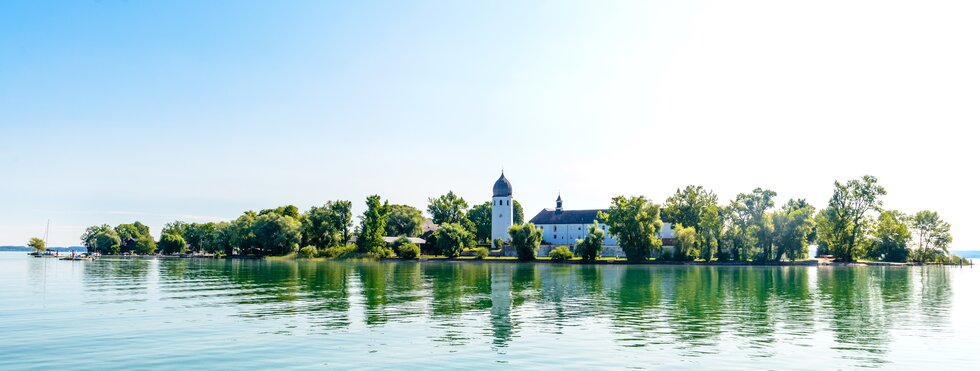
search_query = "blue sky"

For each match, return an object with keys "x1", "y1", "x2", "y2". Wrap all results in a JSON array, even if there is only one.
[{"x1": 2, "y1": 0, "x2": 978, "y2": 248}]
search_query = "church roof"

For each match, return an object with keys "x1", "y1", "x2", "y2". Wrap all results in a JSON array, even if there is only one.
[
  {"x1": 493, "y1": 172, "x2": 512, "y2": 197},
  {"x1": 529, "y1": 208, "x2": 607, "y2": 225}
]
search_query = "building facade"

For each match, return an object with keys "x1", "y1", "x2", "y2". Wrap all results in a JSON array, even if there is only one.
[{"x1": 490, "y1": 172, "x2": 514, "y2": 243}]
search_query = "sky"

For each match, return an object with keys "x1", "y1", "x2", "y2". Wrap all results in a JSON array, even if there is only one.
[{"x1": 1, "y1": 0, "x2": 978, "y2": 249}]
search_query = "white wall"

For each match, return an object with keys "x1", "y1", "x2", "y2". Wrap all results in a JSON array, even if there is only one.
[
  {"x1": 491, "y1": 196, "x2": 513, "y2": 242},
  {"x1": 537, "y1": 222, "x2": 618, "y2": 246}
]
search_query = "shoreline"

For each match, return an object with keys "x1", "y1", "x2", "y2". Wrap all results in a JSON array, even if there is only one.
[{"x1": 44, "y1": 252, "x2": 971, "y2": 267}]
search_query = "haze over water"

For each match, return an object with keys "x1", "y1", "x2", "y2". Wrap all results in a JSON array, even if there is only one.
[{"x1": 2, "y1": 252, "x2": 977, "y2": 369}]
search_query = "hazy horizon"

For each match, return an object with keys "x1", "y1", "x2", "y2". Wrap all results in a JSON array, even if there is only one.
[{"x1": 2, "y1": 1, "x2": 977, "y2": 248}]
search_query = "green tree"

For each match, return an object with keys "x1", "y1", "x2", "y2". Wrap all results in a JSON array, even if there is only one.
[
  {"x1": 549, "y1": 246, "x2": 573, "y2": 262},
  {"x1": 357, "y1": 195, "x2": 392, "y2": 255},
  {"x1": 575, "y1": 222, "x2": 605, "y2": 262},
  {"x1": 259, "y1": 205, "x2": 301, "y2": 219},
  {"x1": 772, "y1": 199, "x2": 816, "y2": 261},
  {"x1": 80, "y1": 224, "x2": 113, "y2": 253},
  {"x1": 434, "y1": 223, "x2": 472, "y2": 258},
  {"x1": 427, "y1": 191, "x2": 469, "y2": 225},
  {"x1": 493, "y1": 237, "x2": 504, "y2": 250},
  {"x1": 161, "y1": 221, "x2": 190, "y2": 239},
  {"x1": 229, "y1": 211, "x2": 257, "y2": 255},
  {"x1": 730, "y1": 188, "x2": 777, "y2": 261},
  {"x1": 673, "y1": 225, "x2": 698, "y2": 261},
  {"x1": 114, "y1": 221, "x2": 151, "y2": 253},
  {"x1": 697, "y1": 205, "x2": 722, "y2": 261},
  {"x1": 203, "y1": 221, "x2": 232, "y2": 254},
  {"x1": 513, "y1": 200, "x2": 525, "y2": 224},
  {"x1": 158, "y1": 233, "x2": 186, "y2": 254},
  {"x1": 823, "y1": 175, "x2": 887, "y2": 262},
  {"x1": 598, "y1": 196, "x2": 663, "y2": 262},
  {"x1": 183, "y1": 222, "x2": 217, "y2": 252},
  {"x1": 909, "y1": 210, "x2": 952, "y2": 262},
  {"x1": 386, "y1": 204, "x2": 426, "y2": 238},
  {"x1": 662, "y1": 185, "x2": 718, "y2": 232},
  {"x1": 466, "y1": 202, "x2": 493, "y2": 243},
  {"x1": 303, "y1": 201, "x2": 353, "y2": 249},
  {"x1": 251, "y1": 213, "x2": 303, "y2": 256},
  {"x1": 93, "y1": 230, "x2": 122, "y2": 254},
  {"x1": 134, "y1": 234, "x2": 157, "y2": 255},
  {"x1": 28, "y1": 237, "x2": 45, "y2": 253},
  {"x1": 394, "y1": 236, "x2": 420, "y2": 259},
  {"x1": 509, "y1": 223, "x2": 543, "y2": 261},
  {"x1": 868, "y1": 210, "x2": 911, "y2": 262}
]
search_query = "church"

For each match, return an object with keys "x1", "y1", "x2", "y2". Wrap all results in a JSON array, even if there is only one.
[{"x1": 491, "y1": 172, "x2": 674, "y2": 257}]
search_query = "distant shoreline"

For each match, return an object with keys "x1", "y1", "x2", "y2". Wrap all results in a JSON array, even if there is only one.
[{"x1": 16, "y1": 251, "x2": 971, "y2": 267}]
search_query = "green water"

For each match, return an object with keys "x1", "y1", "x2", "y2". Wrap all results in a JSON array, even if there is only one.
[{"x1": 1, "y1": 252, "x2": 977, "y2": 369}]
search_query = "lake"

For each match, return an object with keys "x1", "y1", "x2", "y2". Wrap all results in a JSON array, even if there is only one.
[{"x1": 1, "y1": 252, "x2": 977, "y2": 369}]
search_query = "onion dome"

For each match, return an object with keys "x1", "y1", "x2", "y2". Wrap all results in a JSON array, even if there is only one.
[{"x1": 493, "y1": 172, "x2": 513, "y2": 197}]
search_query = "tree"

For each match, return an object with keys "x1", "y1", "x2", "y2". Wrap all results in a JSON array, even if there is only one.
[
  {"x1": 357, "y1": 195, "x2": 391, "y2": 256},
  {"x1": 114, "y1": 222, "x2": 151, "y2": 253},
  {"x1": 509, "y1": 223, "x2": 543, "y2": 261},
  {"x1": 81, "y1": 224, "x2": 112, "y2": 253},
  {"x1": 162, "y1": 221, "x2": 190, "y2": 239},
  {"x1": 394, "y1": 236, "x2": 420, "y2": 259},
  {"x1": 493, "y1": 238, "x2": 504, "y2": 250},
  {"x1": 303, "y1": 201, "x2": 354, "y2": 249},
  {"x1": 823, "y1": 175, "x2": 887, "y2": 262},
  {"x1": 772, "y1": 199, "x2": 816, "y2": 261},
  {"x1": 259, "y1": 205, "x2": 301, "y2": 219},
  {"x1": 730, "y1": 188, "x2": 777, "y2": 261},
  {"x1": 229, "y1": 211, "x2": 257, "y2": 255},
  {"x1": 662, "y1": 185, "x2": 718, "y2": 232},
  {"x1": 697, "y1": 205, "x2": 722, "y2": 261},
  {"x1": 575, "y1": 222, "x2": 604, "y2": 262},
  {"x1": 134, "y1": 234, "x2": 157, "y2": 255},
  {"x1": 513, "y1": 200, "x2": 525, "y2": 224},
  {"x1": 386, "y1": 204, "x2": 426, "y2": 238},
  {"x1": 434, "y1": 223, "x2": 472, "y2": 258},
  {"x1": 909, "y1": 210, "x2": 952, "y2": 262},
  {"x1": 183, "y1": 222, "x2": 217, "y2": 252},
  {"x1": 466, "y1": 202, "x2": 493, "y2": 243},
  {"x1": 672, "y1": 225, "x2": 698, "y2": 261},
  {"x1": 868, "y1": 210, "x2": 911, "y2": 262},
  {"x1": 598, "y1": 196, "x2": 663, "y2": 262},
  {"x1": 93, "y1": 230, "x2": 122, "y2": 254},
  {"x1": 251, "y1": 213, "x2": 303, "y2": 256},
  {"x1": 28, "y1": 237, "x2": 45, "y2": 253},
  {"x1": 427, "y1": 191, "x2": 468, "y2": 225},
  {"x1": 203, "y1": 221, "x2": 232, "y2": 254},
  {"x1": 158, "y1": 233, "x2": 186, "y2": 254}
]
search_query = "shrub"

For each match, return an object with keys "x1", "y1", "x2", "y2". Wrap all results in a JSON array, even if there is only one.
[
  {"x1": 435, "y1": 223, "x2": 473, "y2": 258},
  {"x1": 493, "y1": 238, "x2": 504, "y2": 250},
  {"x1": 574, "y1": 222, "x2": 604, "y2": 262},
  {"x1": 549, "y1": 246, "x2": 574, "y2": 262},
  {"x1": 298, "y1": 246, "x2": 318, "y2": 258},
  {"x1": 474, "y1": 247, "x2": 489, "y2": 260},
  {"x1": 319, "y1": 244, "x2": 357, "y2": 258},
  {"x1": 397, "y1": 241, "x2": 420, "y2": 259},
  {"x1": 509, "y1": 223, "x2": 543, "y2": 262}
]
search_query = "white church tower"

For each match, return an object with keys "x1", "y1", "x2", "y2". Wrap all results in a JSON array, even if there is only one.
[{"x1": 491, "y1": 172, "x2": 514, "y2": 243}]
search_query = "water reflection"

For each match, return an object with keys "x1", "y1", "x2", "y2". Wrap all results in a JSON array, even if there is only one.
[{"x1": 81, "y1": 258, "x2": 954, "y2": 366}]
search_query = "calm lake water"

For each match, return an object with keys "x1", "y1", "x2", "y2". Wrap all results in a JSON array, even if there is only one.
[{"x1": 2, "y1": 252, "x2": 978, "y2": 369}]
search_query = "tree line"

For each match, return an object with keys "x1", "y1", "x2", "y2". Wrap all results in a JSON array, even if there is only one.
[
  {"x1": 75, "y1": 191, "x2": 525, "y2": 258},
  {"x1": 70, "y1": 175, "x2": 959, "y2": 264}
]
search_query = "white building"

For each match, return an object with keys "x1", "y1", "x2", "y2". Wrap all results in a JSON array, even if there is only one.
[
  {"x1": 490, "y1": 173, "x2": 675, "y2": 257},
  {"x1": 490, "y1": 172, "x2": 514, "y2": 243}
]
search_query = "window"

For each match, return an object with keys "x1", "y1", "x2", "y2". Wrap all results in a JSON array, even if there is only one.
[
  {"x1": 553, "y1": 226, "x2": 557, "y2": 231},
  {"x1": 578, "y1": 226, "x2": 581, "y2": 230},
  {"x1": 554, "y1": 235, "x2": 557, "y2": 239},
  {"x1": 507, "y1": 200, "x2": 510, "y2": 206}
]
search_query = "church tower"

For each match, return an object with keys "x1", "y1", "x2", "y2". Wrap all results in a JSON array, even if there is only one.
[{"x1": 491, "y1": 172, "x2": 514, "y2": 243}]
